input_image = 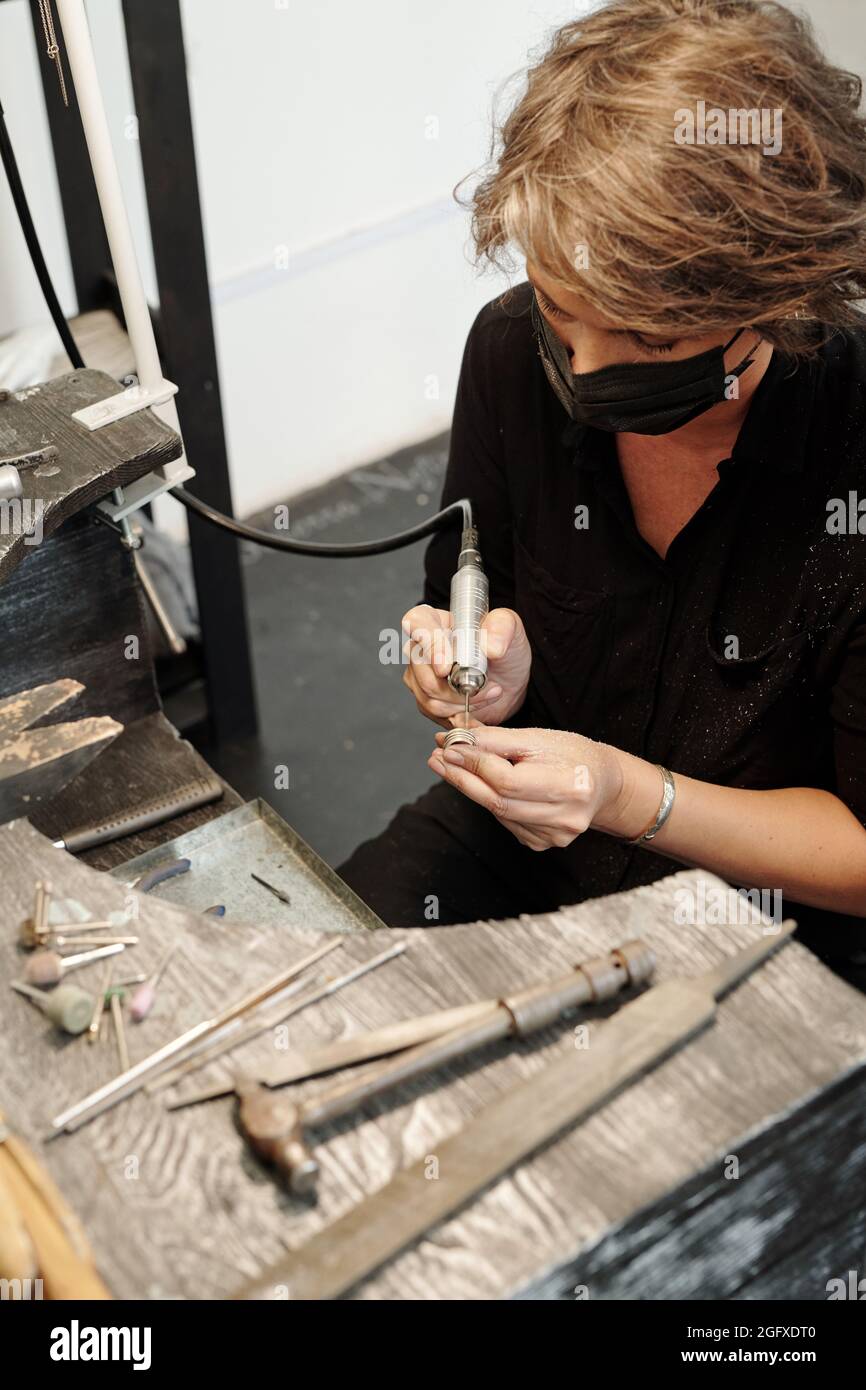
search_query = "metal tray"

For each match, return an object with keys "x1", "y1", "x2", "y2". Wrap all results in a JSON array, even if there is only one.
[{"x1": 109, "y1": 797, "x2": 384, "y2": 933}]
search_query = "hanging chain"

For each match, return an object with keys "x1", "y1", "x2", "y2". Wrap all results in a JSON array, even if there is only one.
[{"x1": 38, "y1": 0, "x2": 69, "y2": 108}]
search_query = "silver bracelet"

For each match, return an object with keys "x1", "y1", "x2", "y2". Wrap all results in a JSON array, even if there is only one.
[{"x1": 626, "y1": 766, "x2": 676, "y2": 846}]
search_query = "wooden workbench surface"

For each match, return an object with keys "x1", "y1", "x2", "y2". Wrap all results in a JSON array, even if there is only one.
[
  {"x1": 0, "y1": 369, "x2": 182, "y2": 586},
  {"x1": 1, "y1": 815, "x2": 865, "y2": 1300}
]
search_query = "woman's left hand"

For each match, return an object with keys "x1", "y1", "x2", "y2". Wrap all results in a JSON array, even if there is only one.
[{"x1": 428, "y1": 725, "x2": 625, "y2": 850}]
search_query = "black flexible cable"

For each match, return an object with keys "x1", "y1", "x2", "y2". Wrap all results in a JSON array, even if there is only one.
[
  {"x1": 0, "y1": 100, "x2": 86, "y2": 372},
  {"x1": 0, "y1": 93, "x2": 471, "y2": 552},
  {"x1": 173, "y1": 486, "x2": 471, "y2": 556}
]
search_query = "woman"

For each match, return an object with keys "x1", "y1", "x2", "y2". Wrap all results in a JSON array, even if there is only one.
[{"x1": 338, "y1": 0, "x2": 866, "y2": 979}]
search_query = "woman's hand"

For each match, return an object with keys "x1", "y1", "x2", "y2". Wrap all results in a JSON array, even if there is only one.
[
  {"x1": 428, "y1": 725, "x2": 625, "y2": 850},
  {"x1": 401, "y1": 605, "x2": 531, "y2": 729},
  {"x1": 429, "y1": 723, "x2": 866, "y2": 921}
]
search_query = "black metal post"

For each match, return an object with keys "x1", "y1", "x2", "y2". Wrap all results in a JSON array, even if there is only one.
[{"x1": 119, "y1": 0, "x2": 258, "y2": 742}]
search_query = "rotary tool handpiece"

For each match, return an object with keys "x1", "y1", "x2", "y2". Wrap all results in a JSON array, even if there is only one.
[{"x1": 448, "y1": 526, "x2": 489, "y2": 700}]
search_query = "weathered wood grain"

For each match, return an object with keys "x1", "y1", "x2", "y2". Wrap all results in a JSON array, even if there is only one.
[
  {"x1": 1, "y1": 817, "x2": 864, "y2": 1300},
  {"x1": 0, "y1": 369, "x2": 182, "y2": 585},
  {"x1": 0, "y1": 679, "x2": 82, "y2": 741},
  {"x1": 0, "y1": 679, "x2": 121, "y2": 825},
  {"x1": 524, "y1": 1066, "x2": 866, "y2": 1300},
  {"x1": 29, "y1": 712, "x2": 224, "y2": 858},
  {"x1": 0, "y1": 717, "x2": 121, "y2": 826},
  {"x1": 0, "y1": 369, "x2": 216, "y2": 868},
  {"x1": 0, "y1": 513, "x2": 159, "y2": 729}
]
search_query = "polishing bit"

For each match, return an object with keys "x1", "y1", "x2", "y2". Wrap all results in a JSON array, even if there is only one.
[{"x1": 443, "y1": 523, "x2": 489, "y2": 751}]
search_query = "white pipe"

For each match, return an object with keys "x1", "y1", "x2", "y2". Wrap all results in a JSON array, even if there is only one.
[{"x1": 55, "y1": 0, "x2": 186, "y2": 454}]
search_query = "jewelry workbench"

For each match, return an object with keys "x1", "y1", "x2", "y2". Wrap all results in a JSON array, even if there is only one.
[{"x1": 1, "y1": 370, "x2": 865, "y2": 1300}]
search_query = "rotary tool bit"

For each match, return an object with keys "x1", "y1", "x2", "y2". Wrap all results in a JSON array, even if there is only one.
[
  {"x1": 11, "y1": 982, "x2": 95, "y2": 1036},
  {"x1": 129, "y1": 946, "x2": 176, "y2": 1023},
  {"x1": 87, "y1": 962, "x2": 114, "y2": 1044},
  {"x1": 443, "y1": 522, "x2": 488, "y2": 750},
  {"x1": 24, "y1": 941, "x2": 125, "y2": 987}
]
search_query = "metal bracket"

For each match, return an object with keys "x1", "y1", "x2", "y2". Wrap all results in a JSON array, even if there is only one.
[
  {"x1": 72, "y1": 378, "x2": 179, "y2": 430},
  {"x1": 96, "y1": 460, "x2": 194, "y2": 521},
  {"x1": 78, "y1": 378, "x2": 195, "y2": 518}
]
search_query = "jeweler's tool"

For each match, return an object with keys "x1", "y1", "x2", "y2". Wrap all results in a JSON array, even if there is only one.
[
  {"x1": 87, "y1": 961, "x2": 114, "y2": 1045},
  {"x1": 146, "y1": 976, "x2": 316, "y2": 1092},
  {"x1": 23, "y1": 932, "x2": 137, "y2": 951},
  {"x1": 167, "y1": 996, "x2": 505, "y2": 1108},
  {"x1": 42, "y1": 921, "x2": 119, "y2": 934},
  {"x1": 150, "y1": 940, "x2": 408, "y2": 1095},
  {"x1": 129, "y1": 946, "x2": 176, "y2": 1023},
  {"x1": 227, "y1": 940, "x2": 653, "y2": 1196},
  {"x1": 250, "y1": 872, "x2": 291, "y2": 906},
  {"x1": 11, "y1": 981, "x2": 95, "y2": 1036},
  {"x1": 131, "y1": 858, "x2": 191, "y2": 894},
  {"x1": 443, "y1": 522, "x2": 489, "y2": 751},
  {"x1": 48, "y1": 940, "x2": 343, "y2": 1134},
  {"x1": 144, "y1": 973, "x2": 325, "y2": 1094},
  {"x1": 235, "y1": 923, "x2": 796, "y2": 1299},
  {"x1": 24, "y1": 941, "x2": 125, "y2": 987},
  {"x1": 108, "y1": 987, "x2": 129, "y2": 1072},
  {"x1": 34, "y1": 880, "x2": 50, "y2": 938},
  {"x1": 19, "y1": 919, "x2": 131, "y2": 949},
  {"x1": 18, "y1": 881, "x2": 53, "y2": 948},
  {"x1": 51, "y1": 775, "x2": 223, "y2": 853}
]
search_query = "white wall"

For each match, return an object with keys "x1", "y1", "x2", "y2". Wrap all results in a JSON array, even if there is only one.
[
  {"x1": 804, "y1": 0, "x2": 866, "y2": 77},
  {"x1": 175, "y1": 0, "x2": 587, "y2": 517},
  {"x1": 0, "y1": 0, "x2": 863, "y2": 523}
]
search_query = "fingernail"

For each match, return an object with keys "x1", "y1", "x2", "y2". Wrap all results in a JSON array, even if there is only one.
[
  {"x1": 487, "y1": 637, "x2": 505, "y2": 658},
  {"x1": 443, "y1": 749, "x2": 464, "y2": 765}
]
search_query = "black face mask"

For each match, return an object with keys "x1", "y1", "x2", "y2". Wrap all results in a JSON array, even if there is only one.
[{"x1": 529, "y1": 293, "x2": 758, "y2": 435}]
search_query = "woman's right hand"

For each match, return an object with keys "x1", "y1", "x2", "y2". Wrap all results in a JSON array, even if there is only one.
[{"x1": 401, "y1": 604, "x2": 531, "y2": 729}]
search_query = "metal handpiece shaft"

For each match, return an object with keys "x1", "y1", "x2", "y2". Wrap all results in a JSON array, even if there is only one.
[
  {"x1": 448, "y1": 526, "x2": 488, "y2": 699},
  {"x1": 443, "y1": 525, "x2": 489, "y2": 752}
]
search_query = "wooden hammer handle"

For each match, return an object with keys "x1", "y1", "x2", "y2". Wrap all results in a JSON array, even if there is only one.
[
  {"x1": 0, "y1": 1107, "x2": 110, "y2": 1299},
  {"x1": 0, "y1": 1158, "x2": 38, "y2": 1283}
]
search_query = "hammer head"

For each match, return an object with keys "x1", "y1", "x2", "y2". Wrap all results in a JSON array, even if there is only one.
[{"x1": 236, "y1": 1079, "x2": 319, "y2": 1196}]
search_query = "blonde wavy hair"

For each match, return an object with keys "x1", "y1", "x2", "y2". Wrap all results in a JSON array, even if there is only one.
[{"x1": 463, "y1": 0, "x2": 866, "y2": 354}]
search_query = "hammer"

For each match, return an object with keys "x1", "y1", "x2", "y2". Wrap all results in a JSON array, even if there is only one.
[{"x1": 235, "y1": 939, "x2": 654, "y2": 1196}]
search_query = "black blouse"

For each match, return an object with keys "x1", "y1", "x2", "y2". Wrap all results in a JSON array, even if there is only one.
[{"x1": 421, "y1": 281, "x2": 866, "y2": 957}]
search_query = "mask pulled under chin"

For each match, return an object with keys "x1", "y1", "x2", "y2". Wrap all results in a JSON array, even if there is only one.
[{"x1": 529, "y1": 294, "x2": 757, "y2": 436}]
